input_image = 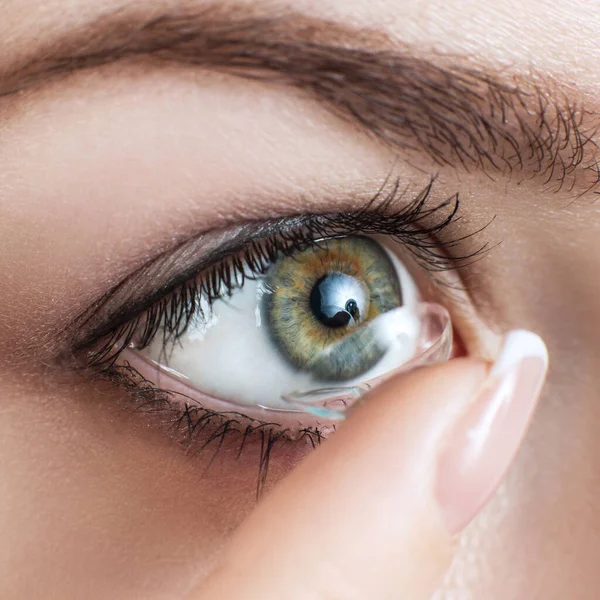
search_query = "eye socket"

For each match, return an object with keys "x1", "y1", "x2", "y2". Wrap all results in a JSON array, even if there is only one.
[
  {"x1": 131, "y1": 235, "x2": 428, "y2": 415},
  {"x1": 74, "y1": 182, "x2": 472, "y2": 431}
]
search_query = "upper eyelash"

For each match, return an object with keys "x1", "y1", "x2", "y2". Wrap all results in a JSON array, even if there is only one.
[{"x1": 76, "y1": 177, "x2": 486, "y2": 371}]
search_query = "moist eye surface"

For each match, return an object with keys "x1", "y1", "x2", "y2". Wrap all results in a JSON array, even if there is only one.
[{"x1": 137, "y1": 235, "x2": 417, "y2": 410}]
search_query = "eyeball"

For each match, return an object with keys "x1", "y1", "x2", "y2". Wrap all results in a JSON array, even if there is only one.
[{"x1": 135, "y1": 236, "x2": 451, "y2": 420}]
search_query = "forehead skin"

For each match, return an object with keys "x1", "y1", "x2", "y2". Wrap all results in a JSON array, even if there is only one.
[{"x1": 0, "y1": 1, "x2": 600, "y2": 600}]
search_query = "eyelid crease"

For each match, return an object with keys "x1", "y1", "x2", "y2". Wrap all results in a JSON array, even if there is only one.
[{"x1": 61, "y1": 177, "x2": 485, "y2": 368}]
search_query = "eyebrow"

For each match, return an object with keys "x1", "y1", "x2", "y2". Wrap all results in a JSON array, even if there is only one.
[{"x1": 1, "y1": 5, "x2": 598, "y2": 194}]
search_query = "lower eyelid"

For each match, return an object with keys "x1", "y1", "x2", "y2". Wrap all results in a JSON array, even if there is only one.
[
  {"x1": 119, "y1": 348, "x2": 333, "y2": 434},
  {"x1": 88, "y1": 355, "x2": 324, "y2": 496}
]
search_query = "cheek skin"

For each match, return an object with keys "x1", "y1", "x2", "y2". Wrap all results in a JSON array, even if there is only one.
[{"x1": 0, "y1": 375, "x2": 310, "y2": 600}]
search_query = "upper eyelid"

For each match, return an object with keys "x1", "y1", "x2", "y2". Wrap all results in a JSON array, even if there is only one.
[{"x1": 60, "y1": 179, "x2": 475, "y2": 363}]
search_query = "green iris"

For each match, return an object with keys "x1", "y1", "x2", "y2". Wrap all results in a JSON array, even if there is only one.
[{"x1": 264, "y1": 236, "x2": 402, "y2": 382}]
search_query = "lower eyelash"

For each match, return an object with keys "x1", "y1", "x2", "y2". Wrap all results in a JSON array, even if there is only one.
[{"x1": 102, "y1": 361, "x2": 327, "y2": 495}]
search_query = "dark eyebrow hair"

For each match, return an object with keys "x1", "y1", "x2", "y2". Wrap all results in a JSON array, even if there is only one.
[{"x1": 2, "y1": 5, "x2": 598, "y2": 194}]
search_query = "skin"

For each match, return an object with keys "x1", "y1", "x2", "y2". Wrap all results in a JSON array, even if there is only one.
[
  {"x1": 0, "y1": 1, "x2": 599, "y2": 599},
  {"x1": 193, "y1": 359, "x2": 492, "y2": 600}
]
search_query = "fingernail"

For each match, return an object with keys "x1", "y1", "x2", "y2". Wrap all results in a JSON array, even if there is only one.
[{"x1": 436, "y1": 330, "x2": 548, "y2": 535}]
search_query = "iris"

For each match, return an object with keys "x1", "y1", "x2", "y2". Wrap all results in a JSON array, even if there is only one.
[{"x1": 265, "y1": 236, "x2": 403, "y2": 381}]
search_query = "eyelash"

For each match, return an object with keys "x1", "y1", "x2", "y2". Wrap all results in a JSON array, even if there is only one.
[{"x1": 74, "y1": 178, "x2": 484, "y2": 492}]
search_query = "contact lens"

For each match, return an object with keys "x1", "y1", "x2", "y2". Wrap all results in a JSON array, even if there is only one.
[{"x1": 280, "y1": 302, "x2": 452, "y2": 420}]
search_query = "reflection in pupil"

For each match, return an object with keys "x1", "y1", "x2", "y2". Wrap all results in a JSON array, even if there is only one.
[
  {"x1": 310, "y1": 273, "x2": 363, "y2": 329},
  {"x1": 345, "y1": 299, "x2": 360, "y2": 320}
]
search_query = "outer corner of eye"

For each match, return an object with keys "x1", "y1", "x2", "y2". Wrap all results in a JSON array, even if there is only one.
[{"x1": 127, "y1": 234, "x2": 456, "y2": 424}]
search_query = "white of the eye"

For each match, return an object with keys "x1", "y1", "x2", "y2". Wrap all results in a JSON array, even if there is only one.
[{"x1": 142, "y1": 243, "x2": 420, "y2": 410}]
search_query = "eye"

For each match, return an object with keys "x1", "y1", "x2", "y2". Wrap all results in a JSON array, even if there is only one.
[
  {"x1": 129, "y1": 235, "x2": 444, "y2": 419},
  {"x1": 75, "y1": 182, "x2": 471, "y2": 433}
]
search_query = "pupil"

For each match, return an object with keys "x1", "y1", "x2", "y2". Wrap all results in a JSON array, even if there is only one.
[{"x1": 309, "y1": 274, "x2": 362, "y2": 329}]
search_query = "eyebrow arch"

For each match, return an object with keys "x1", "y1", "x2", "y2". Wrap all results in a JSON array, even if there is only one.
[{"x1": 1, "y1": 5, "x2": 598, "y2": 194}]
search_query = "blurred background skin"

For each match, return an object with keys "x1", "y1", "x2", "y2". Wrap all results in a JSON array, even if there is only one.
[{"x1": 0, "y1": 1, "x2": 600, "y2": 598}]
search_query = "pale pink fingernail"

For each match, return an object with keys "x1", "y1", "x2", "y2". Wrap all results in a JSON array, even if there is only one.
[{"x1": 436, "y1": 330, "x2": 548, "y2": 535}]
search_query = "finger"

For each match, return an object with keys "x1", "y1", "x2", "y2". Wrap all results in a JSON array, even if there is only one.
[{"x1": 191, "y1": 331, "x2": 548, "y2": 600}]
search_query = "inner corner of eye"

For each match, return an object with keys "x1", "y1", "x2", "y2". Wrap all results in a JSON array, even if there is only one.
[{"x1": 128, "y1": 234, "x2": 451, "y2": 422}]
